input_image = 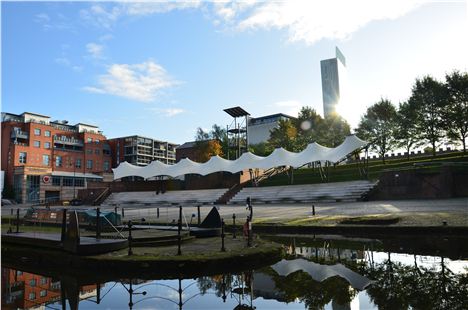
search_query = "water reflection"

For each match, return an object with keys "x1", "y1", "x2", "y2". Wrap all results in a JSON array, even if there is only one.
[{"x1": 2, "y1": 235, "x2": 468, "y2": 309}]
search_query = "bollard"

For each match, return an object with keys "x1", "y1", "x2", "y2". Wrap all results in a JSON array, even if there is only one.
[
  {"x1": 197, "y1": 205, "x2": 201, "y2": 225},
  {"x1": 247, "y1": 222, "x2": 251, "y2": 247},
  {"x1": 232, "y1": 214, "x2": 237, "y2": 239},
  {"x1": 177, "y1": 206, "x2": 182, "y2": 255},
  {"x1": 157, "y1": 207, "x2": 160, "y2": 218},
  {"x1": 16, "y1": 209, "x2": 20, "y2": 233},
  {"x1": 221, "y1": 219, "x2": 226, "y2": 252},
  {"x1": 312, "y1": 205, "x2": 315, "y2": 216},
  {"x1": 114, "y1": 206, "x2": 118, "y2": 214},
  {"x1": 122, "y1": 208, "x2": 125, "y2": 218},
  {"x1": 61, "y1": 209, "x2": 67, "y2": 242},
  {"x1": 96, "y1": 208, "x2": 101, "y2": 239},
  {"x1": 128, "y1": 220, "x2": 133, "y2": 256}
]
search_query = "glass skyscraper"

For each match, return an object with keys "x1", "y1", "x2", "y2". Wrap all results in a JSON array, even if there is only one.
[{"x1": 320, "y1": 47, "x2": 347, "y2": 117}]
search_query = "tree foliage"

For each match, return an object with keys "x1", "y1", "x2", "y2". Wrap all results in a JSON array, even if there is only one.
[
  {"x1": 394, "y1": 101, "x2": 421, "y2": 160},
  {"x1": 443, "y1": 70, "x2": 468, "y2": 153},
  {"x1": 356, "y1": 99, "x2": 397, "y2": 162},
  {"x1": 409, "y1": 76, "x2": 447, "y2": 157}
]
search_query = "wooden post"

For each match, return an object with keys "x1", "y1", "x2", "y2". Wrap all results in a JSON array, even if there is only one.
[
  {"x1": 16, "y1": 209, "x2": 20, "y2": 233},
  {"x1": 96, "y1": 208, "x2": 101, "y2": 239},
  {"x1": 197, "y1": 205, "x2": 201, "y2": 225}
]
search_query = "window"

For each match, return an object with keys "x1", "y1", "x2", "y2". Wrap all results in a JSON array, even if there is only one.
[
  {"x1": 52, "y1": 176, "x2": 61, "y2": 186},
  {"x1": 43, "y1": 155, "x2": 50, "y2": 166},
  {"x1": 19, "y1": 152, "x2": 27, "y2": 164},
  {"x1": 95, "y1": 149, "x2": 100, "y2": 155},
  {"x1": 44, "y1": 130, "x2": 51, "y2": 137},
  {"x1": 40, "y1": 290, "x2": 47, "y2": 297},
  {"x1": 44, "y1": 142, "x2": 51, "y2": 149},
  {"x1": 41, "y1": 277, "x2": 48, "y2": 285},
  {"x1": 86, "y1": 160, "x2": 93, "y2": 169},
  {"x1": 34, "y1": 128, "x2": 41, "y2": 136},
  {"x1": 63, "y1": 177, "x2": 73, "y2": 187},
  {"x1": 103, "y1": 161, "x2": 110, "y2": 171},
  {"x1": 55, "y1": 156, "x2": 62, "y2": 167},
  {"x1": 34, "y1": 140, "x2": 41, "y2": 148},
  {"x1": 95, "y1": 139, "x2": 100, "y2": 143},
  {"x1": 75, "y1": 178, "x2": 84, "y2": 187},
  {"x1": 76, "y1": 159, "x2": 82, "y2": 168},
  {"x1": 30, "y1": 279, "x2": 36, "y2": 287},
  {"x1": 87, "y1": 149, "x2": 93, "y2": 154},
  {"x1": 29, "y1": 292, "x2": 36, "y2": 300},
  {"x1": 87, "y1": 138, "x2": 92, "y2": 143}
]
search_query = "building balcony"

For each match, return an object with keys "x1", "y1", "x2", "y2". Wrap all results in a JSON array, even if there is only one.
[
  {"x1": 53, "y1": 135, "x2": 84, "y2": 147},
  {"x1": 11, "y1": 130, "x2": 29, "y2": 140}
]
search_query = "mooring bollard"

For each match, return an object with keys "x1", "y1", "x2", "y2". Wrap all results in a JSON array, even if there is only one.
[
  {"x1": 177, "y1": 206, "x2": 182, "y2": 255},
  {"x1": 247, "y1": 216, "x2": 252, "y2": 247},
  {"x1": 128, "y1": 220, "x2": 133, "y2": 256},
  {"x1": 312, "y1": 205, "x2": 316, "y2": 216},
  {"x1": 221, "y1": 219, "x2": 226, "y2": 252},
  {"x1": 96, "y1": 208, "x2": 101, "y2": 239},
  {"x1": 122, "y1": 208, "x2": 125, "y2": 218},
  {"x1": 16, "y1": 209, "x2": 20, "y2": 233},
  {"x1": 61, "y1": 209, "x2": 67, "y2": 242},
  {"x1": 157, "y1": 207, "x2": 160, "y2": 218},
  {"x1": 197, "y1": 205, "x2": 201, "y2": 225},
  {"x1": 232, "y1": 213, "x2": 237, "y2": 239}
]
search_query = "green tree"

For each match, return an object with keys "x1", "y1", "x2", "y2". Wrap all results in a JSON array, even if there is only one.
[
  {"x1": 356, "y1": 99, "x2": 398, "y2": 163},
  {"x1": 319, "y1": 113, "x2": 351, "y2": 147},
  {"x1": 394, "y1": 101, "x2": 421, "y2": 160},
  {"x1": 410, "y1": 76, "x2": 447, "y2": 157},
  {"x1": 268, "y1": 118, "x2": 298, "y2": 152},
  {"x1": 249, "y1": 142, "x2": 274, "y2": 156},
  {"x1": 443, "y1": 71, "x2": 468, "y2": 154},
  {"x1": 294, "y1": 107, "x2": 324, "y2": 150}
]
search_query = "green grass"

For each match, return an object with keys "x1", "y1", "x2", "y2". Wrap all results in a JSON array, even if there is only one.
[{"x1": 256, "y1": 151, "x2": 468, "y2": 186}]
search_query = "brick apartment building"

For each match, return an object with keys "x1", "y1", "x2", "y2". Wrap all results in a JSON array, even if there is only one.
[
  {"x1": 1, "y1": 268, "x2": 97, "y2": 309},
  {"x1": 108, "y1": 135, "x2": 177, "y2": 167},
  {"x1": 1, "y1": 112, "x2": 113, "y2": 203}
]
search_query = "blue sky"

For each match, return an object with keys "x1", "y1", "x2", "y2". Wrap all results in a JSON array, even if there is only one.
[{"x1": 2, "y1": 1, "x2": 467, "y2": 144}]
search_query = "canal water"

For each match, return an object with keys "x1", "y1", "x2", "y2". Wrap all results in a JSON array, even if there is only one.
[{"x1": 2, "y1": 235, "x2": 468, "y2": 309}]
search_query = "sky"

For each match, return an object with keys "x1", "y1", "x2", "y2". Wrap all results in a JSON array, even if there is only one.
[{"x1": 2, "y1": 0, "x2": 468, "y2": 144}]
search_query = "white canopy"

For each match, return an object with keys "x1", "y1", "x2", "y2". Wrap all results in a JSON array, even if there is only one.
[{"x1": 113, "y1": 134, "x2": 367, "y2": 180}]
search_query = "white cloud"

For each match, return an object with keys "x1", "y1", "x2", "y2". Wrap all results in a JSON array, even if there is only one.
[
  {"x1": 83, "y1": 60, "x2": 179, "y2": 102},
  {"x1": 214, "y1": 0, "x2": 424, "y2": 45},
  {"x1": 150, "y1": 108, "x2": 186, "y2": 117},
  {"x1": 35, "y1": 13, "x2": 50, "y2": 23},
  {"x1": 86, "y1": 42, "x2": 104, "y2": 59},
  {"x1": 80, "y1": 1, "x2": 201, "y2": 29},
  {"x1": 271, "y1": 100, "x2": 302, "y2": 116}
]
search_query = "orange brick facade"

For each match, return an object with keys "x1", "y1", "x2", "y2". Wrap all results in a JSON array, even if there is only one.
[{"x1": 1, "y1": 112, "x2": 113, "y2": 203}]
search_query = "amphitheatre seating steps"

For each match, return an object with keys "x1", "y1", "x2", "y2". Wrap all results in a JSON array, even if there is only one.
[
  {"x1": 228, "y1": 180, "x2": 377, "y2": 204},
  {"x1": 102, "y1": 188, "x2": 229, "y2": 206}
]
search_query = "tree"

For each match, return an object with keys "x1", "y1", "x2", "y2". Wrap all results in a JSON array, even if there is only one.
[
  {"x1": 319, "y1": 113, "x2": 351, "y2": 147},
  {"x1": 249, "y1": 142, "x2": 274, "y2": 156},
  {"x1": 443, "y1": 71, "x2": 468, "y2": 154},
  {"x1": 356, "y1": 99, "x2": 398, "y2": 163},
  {"x1": 294, "y1": 107, "x2": 324, "y2": 150},
  {"x1": 410, "y1": 76, "x2": 447, "y2": 157},
  {"x1": 268, "y1": 118, "x2": 298, "y2": 152},
  {"x1": 194, "y1": 126, "x2": 224, "y2": 162},
  {"x1": 394, "y1": 101, "x2": 421, "y2": 160}
]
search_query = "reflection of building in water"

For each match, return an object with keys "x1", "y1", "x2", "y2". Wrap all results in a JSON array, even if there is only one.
[
  {"x1": 292, "y1": 246, "x2": 364, "y2": 261},
  {"x1": 1, "y1": 268, "x2": 97, "y2": 310}
]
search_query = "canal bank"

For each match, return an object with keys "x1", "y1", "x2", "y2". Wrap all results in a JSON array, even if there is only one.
[{"x1": 2, "y1": 236, "x2": 284, "y2": 279}]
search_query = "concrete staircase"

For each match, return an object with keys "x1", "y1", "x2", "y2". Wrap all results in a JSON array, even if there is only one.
[{"x1": 228, "y1": 180, "x2": 378, "y2": 204}]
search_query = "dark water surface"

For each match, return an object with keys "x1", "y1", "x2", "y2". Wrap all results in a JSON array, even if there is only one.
[{"x1": 2, "y1": 234, "x2": 468, "y2": 309}]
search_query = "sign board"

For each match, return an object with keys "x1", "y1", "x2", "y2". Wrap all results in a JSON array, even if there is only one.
[{"x1": 42, "y1": 175, "x2": 51, "y2": 184}]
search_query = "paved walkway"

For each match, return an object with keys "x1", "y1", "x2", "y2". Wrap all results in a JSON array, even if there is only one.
[{"x1": 4, "y1": 198, "x2": 467, "y2": 224}]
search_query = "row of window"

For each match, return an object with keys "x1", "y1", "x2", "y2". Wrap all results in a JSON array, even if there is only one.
[
  {"x1": 52, "y1": 176, "x2": 85, "y2": 187},
  {"x1": 18, "y1": 152, "x2": 109, "y2": 170},
  {"x1": 33, "y1": 140, "x2": 51, "y2": 148},
  {"x1": 34, "y1": 128, "x2": 51, "y2": 137},
  {"x1": 29, "y1": 290, "x2": 48, "y2": 300}
]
